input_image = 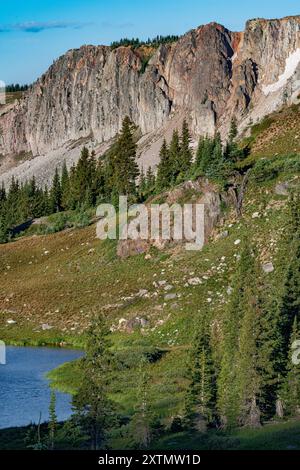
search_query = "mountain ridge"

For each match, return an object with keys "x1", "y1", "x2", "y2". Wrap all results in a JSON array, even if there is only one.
[{"x1": 0, "y1": 15, "x2": 300, "y2": 185}]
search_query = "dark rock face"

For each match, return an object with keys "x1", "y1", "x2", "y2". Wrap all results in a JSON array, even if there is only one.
[{"x1": 0, "y1": 16, "x2": 300, "y2": 178}]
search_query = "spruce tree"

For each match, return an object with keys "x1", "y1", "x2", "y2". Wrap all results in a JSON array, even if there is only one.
[
  {"x1": 195, "y1": 136, "x2": 216, "y2": 175},
  {"x1": 49, "y1": 168, "x2": 62, "y2": 213},
  {"x1": 224, "y1": 118, "x2": 244, "y2": 163},
  {"x1": 131, "y1": 357, "x2": 154, "y2": 449},
  {"x1": 138, "y1": 167, "x2": 147, "y2": 198},
  {"x1": 48, "y1": 391, "x2": 57, "y2": 450},
  {"x1": 72, "y1": 315, "x2": 115, "y2": 450},
  {"x1": 207, "y1": 133, "x2": 224, "y2": 178},
  {"x1": 156, "y1": 139, "x2": 172, "y2": 191},
  {"x1": 61, "y1": 161, "x2": 70, "y2": 210},
  {"x1": 185, "y1": 315, "x2": 216, "y2": 429},
  {"x1": 0, "y1": 183, "x2": 6, "y2": 204},
  {"x1": 145, "y1": 166, "x2": 155, "y2": 193},
  {"x1": 169, "y1": 130, "x2": 181, "y2": 183},
  {"x1": 108, "y1": 116, "x2": 139, "y2": 201},
  {"x1": 0, "y1": 214, "x2": 9, "y2": 243},
  {"x1": 228, "y1": 118, "x2": 238, "y2": 142},
  {"x1": 72, "y1": 147, "x2": 93, "y2": 206},
  {"x1": 178, "y1": 120, "x2": 192, "y2": 176},
  {"x1": 217, "y1": 242, "x2": 263, "y2": 428},
  {"x1": 234, "y1": 248, "x2": 263, "y2": 428},
  {"x1": 280, "y1": 317, "x2": 300, "y2": 416}
]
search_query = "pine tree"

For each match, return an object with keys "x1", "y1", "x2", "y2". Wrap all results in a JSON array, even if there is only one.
[
  {"x1": 48, "y1": 391, "x2": 57, "y2": 450},
  {"x1": 131, "y1": 357, "x2": 154, "y2": 449},
  {"x1": 277, "y1": 234, "x2": 300, "y2": 379},
  {"x1": 72, "y1": 315, "x2": 115, "y2": 450},
  {"x1": 178, "y1": 120, "x2": 192, "y2": 177},
  {"x1": 145, "y1": 166, "x2": 155, "y2": 192},
  {"x1": 228, "y1": 118, "x2": 238, "y2": 142},
  {"x1": 288, "y1": 188, "x2": 300, "y2": 234},
  {"x1": 224, "y1": 118, "x2": 244, "y2": 163},
  {"x1": 195, "y1": 136, "x2": 216, "y2": 175},
  {"x1": 207, "y1": 133, "x2": 224, "y2": 178},
  {"x1": 49, "y1": 168, "x2": 62, "y2": 213},
  {"x1": 185, "y1": 315, "x2": 216, "y2": 429},
  {"x1": 169, "y1": 130, "x2": 181, "y2": 182},
  {"x1": 217, "y1": 241, "x2": 263, "y2": 428},
  {"x1": 0, "y1": 214, "x2": 9, "y2": 243},
  {"x1": 138, "y1": 167, "x2": 147, "y2": 198},
  {"x1": 72, "y1": 147, "x2": 92, "y2": 206},
  {"x1": 280, "y1": 317, "x2": 300, "y2": 416},
  {"x1": 0, "y1": 183, "x2": 6, "y2": 204},
  {"x1": 61, "y1": 161, "x2": 70, "y2": 210},
  {"x1": 156, "y1": 139, "x2": 172, "y2": 191},
  {"x1": 109, "y1": 116, "x2": 139, "y2": 201},
  {"x1": 234, "y1": 248, "x2": 263, "y2": 428},
  {"x1": 256, "y1": 285, "x2": 282, "y2": 420}
]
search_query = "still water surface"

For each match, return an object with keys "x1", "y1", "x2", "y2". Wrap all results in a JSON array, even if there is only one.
[{"x1": 0, "y1": 346, "x2": 83, "y2": 429}]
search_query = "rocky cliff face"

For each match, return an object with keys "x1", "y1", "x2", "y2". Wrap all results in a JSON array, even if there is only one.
[{"x1": 0, "y1": 15, "x2": 300, "y2": 183}]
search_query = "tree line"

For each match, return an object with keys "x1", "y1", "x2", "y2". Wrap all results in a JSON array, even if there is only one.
[
  {"x1": 0, "y1": 116, "x2": 245, "y2": 243},
  {"x1": 4, "y1": 84, "x2": 29, "y2": 93},
  {"x1": 110, "y1": 35, "x2": 179, "y2": 50}
]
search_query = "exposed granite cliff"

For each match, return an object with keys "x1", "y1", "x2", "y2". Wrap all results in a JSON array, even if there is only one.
[{"x1": 0, "y1": 15, "x2": 300, "y2": 184}]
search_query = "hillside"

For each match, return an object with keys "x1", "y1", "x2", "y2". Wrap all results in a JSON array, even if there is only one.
[
  {"x1": 243, "y1": 102, "x2": 300, "y2": 158},
  {"x1": 1, "y1": 146, "x2": 299, "y2": 448}
]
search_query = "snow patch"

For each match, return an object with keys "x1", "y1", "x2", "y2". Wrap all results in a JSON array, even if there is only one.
[{"x1": 263, "y1": 48, "x2": 300, "y2": 95}]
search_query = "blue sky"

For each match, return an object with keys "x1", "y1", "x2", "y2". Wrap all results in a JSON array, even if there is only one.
[{"x1": 0, "y1": 0, "x2": 299, "y2": 84}]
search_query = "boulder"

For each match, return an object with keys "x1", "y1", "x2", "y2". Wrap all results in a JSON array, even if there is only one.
[
  {"x1": 262, "y1": 262, "x2": 274, "y2": 274},
  {"x1": 275, "y1": 182, "x2": 289, "y2": 196}
]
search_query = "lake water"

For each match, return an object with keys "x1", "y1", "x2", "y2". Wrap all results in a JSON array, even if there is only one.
[{"x1": 0, "y1": 346, "x2": 83, "y2": 429}]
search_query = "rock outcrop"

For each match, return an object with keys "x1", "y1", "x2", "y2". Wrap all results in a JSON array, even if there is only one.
[{"x1": 0, "y1": 15, "x2": 300, "y2": 184}]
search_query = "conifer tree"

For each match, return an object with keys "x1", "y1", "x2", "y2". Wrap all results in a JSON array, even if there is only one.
[
  {"x1": 217, "y1": 242, "x2": 263, "y2": 428},
  {"x1": 138, "y1": 167, "x2": 147, "y2": 198},
  {"x1": 207, "y1": 133, "x2": 224, "y2": 178},
  {"x1": 0, "y1": 183, "x2": 6, "y2": 204},
  {"x1": 108, "y1": 116, "x2": 139, "y2": 202},
  {"x1": 72, "y1": 147, "x2": 92, "y2": 206},
  {"x1": 280, "y1": 317, "x2": 300, "y2": 416},
  {"x1": 61, "y1": 161, "x2": 70, "y2": 210},
  {"x1": 234, "y1": 248, "x2": 263, "y2": 428},
  {"x1": 228, "y1": 118, "x2": 238, "y2": 142},
  {"x1": 156, "y1": 139, "x2": 171, "y2": 191},
  {"x1": 224, "y1": 118, "x2": 244, "y2": 163},
  {"x1": 48, "y1": 391, "x2": 57, "y2": 450},
  {"x1": 277, "y1": 234, "x2": 300, "y2": 377},
  {"x1": 145, "y1": 166, "x2": 155, "y2": 192},
  {"x1": 169, "y1": 130, "x2": 181, "y2": 182},
  {"x1": 0, "y1": 214, "x2": 9, "y2": 243},
  {"x1": 72, "y1": 315, "x2": 115, "y2": 450},
  {"x1": 185, "y1": 315, "x2": 216, "y2": 429},
  {"x1": 131, "y1": 357, "x2": 154, "y2": 449},
  {"x1": 195, "y1": 136, "x2": 216, "y2": 174},
  {"x1": 178, "y1": 120, "x2": 192, "y2": 176},
  {"x1": 49, "y1": 168, "x2": 62, "y2": 213}
]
